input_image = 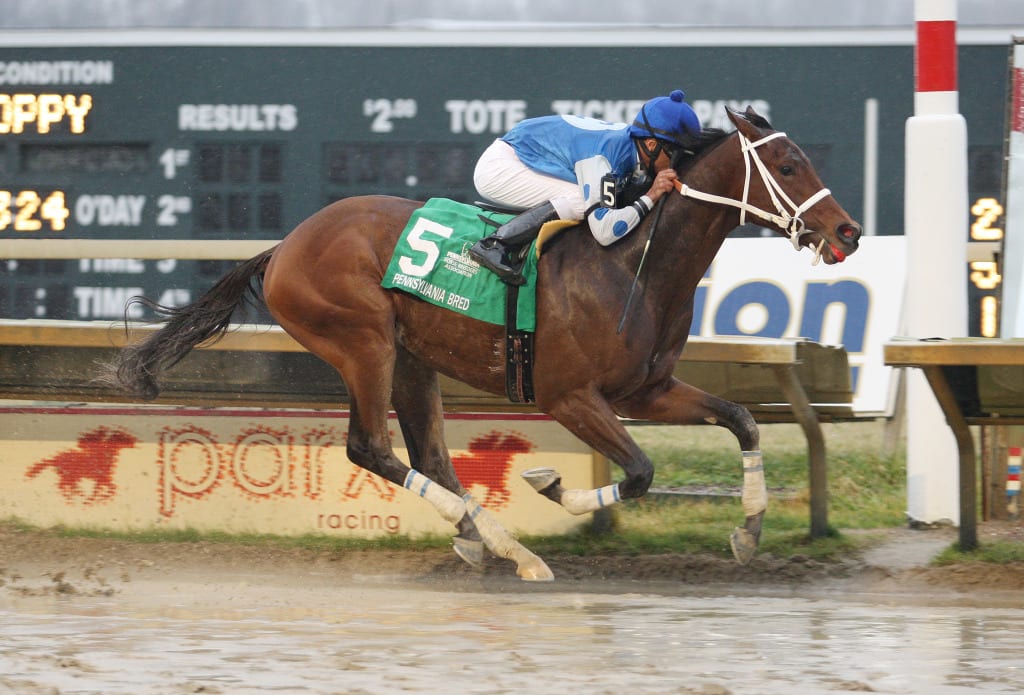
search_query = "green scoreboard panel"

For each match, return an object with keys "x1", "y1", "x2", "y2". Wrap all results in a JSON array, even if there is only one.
[{"x1": 0, "y1": 36, "x2": 1010, "y2": 330}]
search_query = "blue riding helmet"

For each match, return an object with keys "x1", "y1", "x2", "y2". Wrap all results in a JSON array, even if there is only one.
[{"x1": 628, "y1": 89, "x2": 701, "y2": 145}]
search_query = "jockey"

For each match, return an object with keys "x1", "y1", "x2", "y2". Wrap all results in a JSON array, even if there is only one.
[{"x1": 469, "y1": 89, "x2": 701, "y2": 285}]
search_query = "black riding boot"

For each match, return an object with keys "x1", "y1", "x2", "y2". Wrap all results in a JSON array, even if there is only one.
[{"x1": 469, "y1": 202, "x2": 559, "y2": 285}]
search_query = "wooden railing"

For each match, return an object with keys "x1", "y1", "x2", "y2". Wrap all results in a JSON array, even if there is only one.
[{"x1": 0, "y1": 319, "x2": 860, "y2": 537}]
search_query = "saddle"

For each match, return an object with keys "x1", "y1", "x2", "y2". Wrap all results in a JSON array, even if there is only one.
[{"x1": 475, "y1": 201, "x2": 578, "y2": 258}]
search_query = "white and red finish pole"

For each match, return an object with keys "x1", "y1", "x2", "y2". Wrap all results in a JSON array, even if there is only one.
[{"x1": 904, "y1": 0, "x2": 969, "y2": 526}]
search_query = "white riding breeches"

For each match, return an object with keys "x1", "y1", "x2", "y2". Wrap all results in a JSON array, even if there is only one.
[{"x1": 473, "y1": 139, "x2": 586, "y2": 221}]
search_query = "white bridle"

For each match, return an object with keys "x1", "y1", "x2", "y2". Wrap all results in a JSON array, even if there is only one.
[{"x1": 677, "y1": 131, "x2": 834, "y2": 265}]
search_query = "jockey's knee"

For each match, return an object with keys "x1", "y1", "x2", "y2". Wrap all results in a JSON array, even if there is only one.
[{"x1": 550, "y1": 194, "x2": 585, "y2": 220}]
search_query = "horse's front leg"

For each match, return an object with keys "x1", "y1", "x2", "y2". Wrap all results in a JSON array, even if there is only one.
[
  {"x1": 616, "y1": 377, "x2": 766, "y2": 565},
  {"x1": 528, "y1": 380, "x2": 765, "y2": 563},
  {"x1": 526, "y1": 386, "x2": 653, "y2": 513}
]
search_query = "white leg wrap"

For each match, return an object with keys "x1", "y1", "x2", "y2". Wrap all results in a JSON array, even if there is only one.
[
  {"x1": 560, "y1": 483, "x2": 621, "y2": 515},
  {"x1": 741, "y1": 450, "x2": 767, "y2": 517},
  {"x1": 462, "y1": 494, "x2": 525, "y2": 560},
  {"x1": 403, "y1": 470, "x2": 465, "y2": 525},
  {"x1": 463, "y1": 494, "x2": 553, "y2": 581}
]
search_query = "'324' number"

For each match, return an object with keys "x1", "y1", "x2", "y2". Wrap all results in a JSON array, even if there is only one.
[{"x1": 0, "y1": 189, "x2": 71, "y2": 232}]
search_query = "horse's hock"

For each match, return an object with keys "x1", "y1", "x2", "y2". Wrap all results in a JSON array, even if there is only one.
[{"x1": 0, "y1": 320, "x2": 858, "y2": 539}]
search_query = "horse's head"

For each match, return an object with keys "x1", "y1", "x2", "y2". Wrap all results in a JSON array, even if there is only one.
[
  {"x1": 466, "y1": 431, "x2": 534, "y2": 455},
  {"x1": 82, "y1": 426, "x2": 138, "y2": 452},
  {"x1": 724, "y1": 106, "x2": 861, "y2": 265}
]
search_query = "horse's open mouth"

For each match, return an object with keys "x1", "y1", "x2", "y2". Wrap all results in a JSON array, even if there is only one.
[
  {"x1": 805, "y1": 234, "x2": 854, "y2": 265},
  {"x1": 825, "y1": 242, "x2": 846, "y2": 264}
]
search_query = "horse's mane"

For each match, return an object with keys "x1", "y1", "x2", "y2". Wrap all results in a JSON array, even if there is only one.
[
  {"x1": 673, "y1": 127, "x2": 732, "y2": 173},
  {"x1": 620, "y1": 127, "x2": 732, "y2": 204}
]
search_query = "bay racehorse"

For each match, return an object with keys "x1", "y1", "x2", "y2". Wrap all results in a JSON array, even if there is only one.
[{"x1": 110, "y1": 107, "x2": 860, "y2": 580}]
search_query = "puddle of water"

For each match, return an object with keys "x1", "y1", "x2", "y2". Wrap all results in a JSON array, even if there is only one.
[{"x1": 2, "y1": 585, "x2": 1023, "y2": 694}]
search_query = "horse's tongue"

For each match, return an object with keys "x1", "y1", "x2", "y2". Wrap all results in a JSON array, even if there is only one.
[{"x1": 830, "y1": 244, "x2": 846, "y2": 263}]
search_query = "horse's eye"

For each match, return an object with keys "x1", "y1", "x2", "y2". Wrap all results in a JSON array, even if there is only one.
[{"x1": 780, "y1": 165, "x2": 794, "y2": 176}]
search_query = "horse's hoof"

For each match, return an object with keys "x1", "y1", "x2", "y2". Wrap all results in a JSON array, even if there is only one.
[
  {"x1": 517, "y1": 557, "x2": 555, "y2": 582},
  {"x1": 729, "y1": 527, "x2": 759, "y2": 565},
  {"x1": 521, "y1": 467, "x2": 560, "y2": 493},
  {"x1": 452, "y1": 536, "x2": 485, "y2": 568}
]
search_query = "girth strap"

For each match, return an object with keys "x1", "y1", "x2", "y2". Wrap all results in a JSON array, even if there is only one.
[{"x1": 504, "y1": 283, "x2": 535, "y2": 403}]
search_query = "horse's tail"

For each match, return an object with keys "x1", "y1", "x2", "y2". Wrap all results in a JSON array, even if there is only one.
[{"x1": 108, "y1": 247, "x2": 277, "y2": 400}]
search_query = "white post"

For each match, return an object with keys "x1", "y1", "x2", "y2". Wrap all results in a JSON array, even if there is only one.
[
  {"x1": 904, "y1": 0, "x2": 969, "y2": 525},
  {"x1": 863, "y1": 97, "x2": 878, "y2": 237}
]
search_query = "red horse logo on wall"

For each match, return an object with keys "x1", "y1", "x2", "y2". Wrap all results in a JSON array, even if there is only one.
[
  {"x1": 25, "y1": 426, "x2": 138, "y2": 505},
  {"x1": 452, "y1": 431, "x2": 534, "y2": 509}
]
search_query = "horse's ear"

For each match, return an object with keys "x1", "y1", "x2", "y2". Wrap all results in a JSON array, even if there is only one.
[{"x1": 726, "y1": 105, "x2": 764, "y2": 140}]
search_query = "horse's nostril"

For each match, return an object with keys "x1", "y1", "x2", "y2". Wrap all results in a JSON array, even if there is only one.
[{"x1": 839, "y1": 224, "x2": 860, "y2": 241}]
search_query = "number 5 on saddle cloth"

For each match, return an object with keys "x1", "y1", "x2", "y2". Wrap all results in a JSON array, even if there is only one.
[{"x1": 381, "y1": 197, "x2": 575, "y2": 402}]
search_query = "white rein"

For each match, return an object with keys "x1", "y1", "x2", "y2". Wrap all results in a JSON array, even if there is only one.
[{"x1": 677, "y1": 131, "x2": 833, "y2": 265}]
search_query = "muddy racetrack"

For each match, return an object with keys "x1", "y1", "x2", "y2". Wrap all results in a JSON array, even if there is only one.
[
  {"x1": 3, "y1": 520, "x2": 1024, "y2": 598},
  {"x1": 3, "y1": 520, "x2": 1024, "y2": 694}
]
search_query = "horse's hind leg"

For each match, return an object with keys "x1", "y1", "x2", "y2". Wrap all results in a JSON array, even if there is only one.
[
  {"x1": 345, "y1": 398, "x2": 469, "y2": 525},
  {"x1": 273, "y1": 316, "x2": 469, "y2": 533},
  {"x1": 392, "y1": 347, "x2": 553, "y2": 582},
  {"x1": 267, "y1": 253, "x2": 549, "y2": 578},
  {"x1": 391, "y1": 347, "x2": 483, "y2": 564}
]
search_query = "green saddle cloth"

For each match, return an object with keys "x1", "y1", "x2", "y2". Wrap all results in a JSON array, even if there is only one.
[{"x1": 381, "y1": 198, "x2": 539, "y2": 332}]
